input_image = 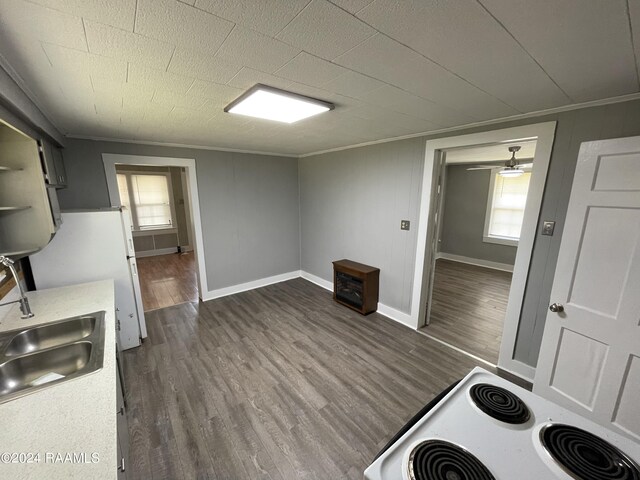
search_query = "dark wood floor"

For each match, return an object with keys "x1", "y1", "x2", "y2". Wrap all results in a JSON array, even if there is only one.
[
  {"x1": 421, "y1": 259, "x2": 512, "y2": 364},
  {"x1": 123, "y1": 278, "x2": 488, "y2": 480},
  {"x1": 137, "y1": 252, "x2": 198, "y2": 311}
]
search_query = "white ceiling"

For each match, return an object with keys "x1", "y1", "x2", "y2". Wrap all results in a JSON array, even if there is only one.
[{"x1": 0, "y1": 0, "x2": 638, "y2": 156}]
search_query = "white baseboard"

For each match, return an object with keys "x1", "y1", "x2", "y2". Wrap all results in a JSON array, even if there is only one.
[
  {"x1": 299, "y1": 270, "x2": 414, "y2": 329},
  {"x1": 202, "y1": 270, "x2": 301, "y2": 301},
  {"x1": 376, "y1": 303, "x2": 415, "y2": 328},
  {"x1": 136, "y1": 247, "x2": 178, "y2": 258},
  {"x1": 436, "y1": 252, "x2": 514, "y2": 273},
  {"x1": 300, "y1": 270, "x2": 333, "y2": 290}
]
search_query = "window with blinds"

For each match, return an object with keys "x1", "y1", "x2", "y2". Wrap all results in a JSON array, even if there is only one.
[
  {"x1": 116, "y1": 172, "x2": 174, "y2": 230},
  {"x1": 484, "y1": 171, "x2": 531, "y2": 245}
]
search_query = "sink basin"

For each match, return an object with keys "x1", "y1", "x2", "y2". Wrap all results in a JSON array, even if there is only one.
[
  {"x1": 0, "y1": 311, "x2": 105, "y2": 404},
  {"x1": 4, "y1": 316, "x2": 96, "y2": 356},
  {"x1": 0, "y1": 342, "x2": 92, "y2": 396}
]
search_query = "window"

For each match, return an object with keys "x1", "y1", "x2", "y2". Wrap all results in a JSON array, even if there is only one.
[
  {"x1": 484, "y1": 171, "x2": 531, "y2": 246},
  {"x1": 116, "y1": 172, "x2": 174, "y2": 230}
]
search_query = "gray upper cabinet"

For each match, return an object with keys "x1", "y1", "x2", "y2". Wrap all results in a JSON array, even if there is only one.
[{"x1": 38, "y1": 139, "x2": 67, "y2": 188}]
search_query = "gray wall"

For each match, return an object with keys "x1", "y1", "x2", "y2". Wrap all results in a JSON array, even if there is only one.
[
  {"x1": 57, "y1": 139, "x2": 300, "y2": 291},
  {"x1": 439, "y1": 165, "x2": 517, "y2": 265},
  {"x1": 299, "y1": 138, "x2": 425, "y2": 313},
  {"x1": 300, "y1": 99, "x2": 640, "y2": 368}
]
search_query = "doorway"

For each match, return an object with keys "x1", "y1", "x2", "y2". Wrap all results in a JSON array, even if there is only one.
[
  {"x1": 411, "y1": 122, "x2": 557, "y2": 380},
  {"x1": 102, "y1": 154, "x2": 208, "y2": 312},
  {"x1": 420, "y1": 141, "x2": 537, "y2": 364}
]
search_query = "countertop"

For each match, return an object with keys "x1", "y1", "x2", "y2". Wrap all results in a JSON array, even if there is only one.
[{"x1": 0, "y1": 280, "x2": 117, "y2": 479}]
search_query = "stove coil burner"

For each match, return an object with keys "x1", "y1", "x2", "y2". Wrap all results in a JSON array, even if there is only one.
[
  {"x1": 541, "y1": 424, "x2": 640, "y2": 480},
  {"x1": 469, "y1": 383, "x2": 531, "y2": 424},
  {"x1": 408, "y1": 440, "x2": 495, "y2": 480}
]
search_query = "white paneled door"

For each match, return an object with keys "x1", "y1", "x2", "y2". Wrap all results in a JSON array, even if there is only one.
[{"x1": 534, "y1": 135, "x2": 640, "y2": 441}]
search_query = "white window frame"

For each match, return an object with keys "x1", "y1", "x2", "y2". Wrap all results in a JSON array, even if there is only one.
[
  {"x1": 116, "y1": 170, "x2": 178, "y2": 234},
  {"x1": 483, "y1": 170, "x2": 521, "y2": 247}
]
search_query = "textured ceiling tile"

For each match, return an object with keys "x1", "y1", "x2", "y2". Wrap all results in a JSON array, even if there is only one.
[
  {"x1": 335, "y1": 34, "x2": 517, "y2": 120},
  {"x1": 186, "y1": 80, "x2": 242, "y2": 102},
  {"x1": 25, "y1": 0, "x2": 136, "y2": 30},
  {"x1": 135, "y1": 0, "x2": 234, "y2": 55},
  {"x1": 168, "y1": 48, "x2": 242, "y2": 84},
  {"x1": 152, "y1": 89, "x2": 209, "y2": 110},
  {"x1": 43, "y1": 43, "x2": 128, "y2": 84},
  {"x1": 0, "y1": 0, "x2": 88, "y2": 51},
  {"x1": 194, "y1": 0, "x2": 309, "y2": 36},
  {"x1": 359, "y1": 85, "x2": 474, "y2": 127},
  {"x1": 128, "y1": 64, "x2": 195, "y2": 94},
  {"x1": 479, "y1": 0, "x2": 639, "y2": 102},
  {"x1": 276, "y1": 0, "x2": 376, "y2": 60},
  {"x1": 85, "y1": 21, "x2": 175, "y2": 70},
  {"x1": 320, "y1": 70, "x2": 384, "y2": 99},
  {"x1": 358, "y1": 0, "x2": 571, "y2": 112},
  {"x1": 215, "y1": 25, "x2": 301, "y2": 73},
  {"x1": 275, "y1": 52, "x2": 347, "y2": 87},
  {"x1": 226, "y1": 67, "x2": 293, "y2": 90},
  {"x1": 329, "y1": 0, "x2": 375, "y2": 14}
]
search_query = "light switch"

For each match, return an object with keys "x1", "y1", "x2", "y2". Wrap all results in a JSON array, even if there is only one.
[
  {"x1": 401, "y1": 220, "x2": 410, "y2": 231},
  {"x1": 542, "y1": 221, "x2": 555, "y2": 236}
]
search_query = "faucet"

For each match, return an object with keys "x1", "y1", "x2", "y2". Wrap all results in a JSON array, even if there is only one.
[{"x1": 0, "y1": 256, "x2": 34, "y2": 319}]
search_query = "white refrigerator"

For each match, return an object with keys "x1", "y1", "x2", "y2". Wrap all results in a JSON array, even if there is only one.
[{"x1": 30, "y1": 208, "x2": 147, "y2": 350}]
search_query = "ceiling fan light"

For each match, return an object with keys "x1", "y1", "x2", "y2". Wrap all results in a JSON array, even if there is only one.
[{"x1": 499, "y1": 168, "x2": 524, "y2": 178}]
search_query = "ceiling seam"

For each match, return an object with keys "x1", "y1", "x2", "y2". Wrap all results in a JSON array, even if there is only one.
[
  {"x1": 165, "y1": 46, "x2": 177, "y2": 72},
  {"x1": 211, "y1": 23, "x2": 237, "y2": 59},
  {"x1": 133, "y1": 0, "x2": 139, "y2": 33},
  {"x1": 326, "y1": 0, "x2": 522, "y2": 114},
  {"x1": 81, "y1": 18, "x2": 90, "y2": 52},
  {"x1": 474, "y1": 0, "x2": 574, "y2": 102},
  {"x1": 273, "y1": 0, "x2": 315, "y2": 38},
  {"x1": 624, "y1": 0, "x2": 640, "y2": 89}
]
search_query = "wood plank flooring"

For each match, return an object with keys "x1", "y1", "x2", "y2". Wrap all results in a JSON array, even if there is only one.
[
  {"x1": 123, "y1": 278, "x2": 489, "y2": 480},
  {"x1": 421, "y1": 259, "x2": 512, "y2": 364},
  {"x1": 137, "y1": 252, "x2": 198, "y2": 311}
]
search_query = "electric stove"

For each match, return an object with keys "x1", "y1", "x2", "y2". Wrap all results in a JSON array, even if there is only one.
[{"x1": 364, "y1": 367, "x2": 640, "y2": 480}]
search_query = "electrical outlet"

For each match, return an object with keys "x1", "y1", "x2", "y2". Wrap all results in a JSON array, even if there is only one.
[
  {"x1": 401, "y1": 220, "x2": 410, "y2": 231},
  {"x1": 542, "y1": 221, "x2": 555, "y2": 236}
]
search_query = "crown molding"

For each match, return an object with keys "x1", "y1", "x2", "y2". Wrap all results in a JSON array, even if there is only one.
[
  {"x1": 299, "y1": 92, "x2": 640, "y2": 158},
  {"x1": 65, "y1": 134, "x2": 300, "y2": 158}
]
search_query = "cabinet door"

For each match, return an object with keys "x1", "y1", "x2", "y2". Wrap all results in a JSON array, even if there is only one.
[
  {"x1": 52, "y1": 147, "x2": 67, "y2": 187},
  {"x1": 38, "y1": 140, "x2": 57, "y2": 185},
  {"x1": 116, "y1": 365, "x2": 130, "y2": 479}
]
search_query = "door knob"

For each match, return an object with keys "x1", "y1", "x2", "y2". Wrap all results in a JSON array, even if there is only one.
[{"x1": 549, "y1": 303, "x2": 564, "y2": 313}]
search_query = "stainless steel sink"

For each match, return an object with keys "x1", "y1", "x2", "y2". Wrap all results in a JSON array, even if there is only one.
[
  {"x1": 0, "y1": 312, "x2": 105, "y2": 404},
  {"x1": 4, "y1": 316, "x2": 96, "y2": 356}
]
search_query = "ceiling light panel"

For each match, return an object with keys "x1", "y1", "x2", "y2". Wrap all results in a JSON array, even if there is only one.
[{"x1": 225, "y1": 85, "x2": 334, "y2": 124}]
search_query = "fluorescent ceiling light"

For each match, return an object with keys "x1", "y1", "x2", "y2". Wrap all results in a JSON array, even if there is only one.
[
  {"x1": 499, "y1": 168, "x2": 524, "y2": 178},
  {"x1": 224, "y1": 84, "x2": 334, "y2": 124}
]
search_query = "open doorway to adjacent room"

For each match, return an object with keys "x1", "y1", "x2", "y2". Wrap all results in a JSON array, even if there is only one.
[
  {"x1": 115, "y1": 165, "x2": 197, "y2": 311},
  {"x1": 412, "y1": 122, "x2": 556, "y2": 379},
  {"x1": 420, "y1": 141, "x2": 537, "y2": 364},
  {"x1": 102, "y1": 154, "x2": 209, "y2": 313}
]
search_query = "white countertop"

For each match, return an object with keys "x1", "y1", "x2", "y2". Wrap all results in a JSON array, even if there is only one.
[{"x1": 0, "y1": 280, "x2": 117, "y2": 480}]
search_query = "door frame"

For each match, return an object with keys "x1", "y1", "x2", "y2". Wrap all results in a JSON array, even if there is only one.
[
  {"x1": 411, "y1": 122, "x2": 557, "y2": 381},
  {"x1": 102, "y1": 154, "x2": 209, "y2": 299}
]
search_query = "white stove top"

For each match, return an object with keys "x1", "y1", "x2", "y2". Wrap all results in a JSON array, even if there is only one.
[{"x1": 364, "y1": 367, "x2": 640, "y2": 479}]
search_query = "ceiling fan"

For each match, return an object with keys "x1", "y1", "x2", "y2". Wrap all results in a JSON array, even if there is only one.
[{"x1": 466, "y1": 146, "x2": 532, "y2": 177}]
